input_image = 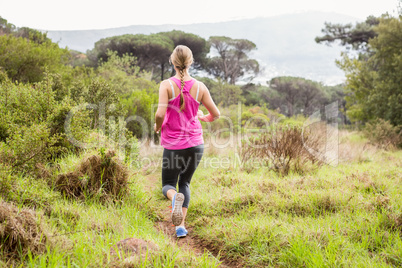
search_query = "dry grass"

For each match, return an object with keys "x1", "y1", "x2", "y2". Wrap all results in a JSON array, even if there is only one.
[
  {"x1": 55, "y1": 149, "x2": 129, "y2": 202},
  {"x1": 338, "y1": 130, "x2": 378, "y2": 163},
  {"x1": 138, "y1": 139, "x2": 163, "y2": 159},
  {"x1": 0, "y1": 201, "x2": 50, "y2": 259},
  {"x1": 241, "y1": 125, "x2": 324, "y2": 175}
]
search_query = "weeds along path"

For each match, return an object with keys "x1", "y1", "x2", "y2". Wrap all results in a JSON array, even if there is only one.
[{"x1": 142, "y1": 170, "x2": 240, "y2": 268}]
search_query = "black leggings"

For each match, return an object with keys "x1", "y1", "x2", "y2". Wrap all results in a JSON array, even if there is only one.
[{"x1": 161, "y1": 144, "x2": 204, "y2": 208}]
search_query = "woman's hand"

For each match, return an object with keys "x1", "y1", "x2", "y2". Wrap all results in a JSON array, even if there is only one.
[
  {"x1": 197, "y1": 109, "x2": 204, "y2": 120},
  {"x1": 154, "y1": 123, "x2": 160, "y2": 134}
]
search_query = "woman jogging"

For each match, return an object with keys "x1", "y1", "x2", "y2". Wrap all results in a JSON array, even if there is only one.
[{"x1": 154, "y1": 45, "x2": 220, "y2": 238}]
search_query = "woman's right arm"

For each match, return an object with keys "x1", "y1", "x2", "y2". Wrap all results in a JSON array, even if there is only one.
[
  {"x1": 198, "y1": 83, "x2": 220, "y2": 122},
  {"x1": 154, "y1": 80, "x2": 169, "y2": 133}
]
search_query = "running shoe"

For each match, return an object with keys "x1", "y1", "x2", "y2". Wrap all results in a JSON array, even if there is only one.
[
  {"x1": 172, "y1": 192, "x2": 184, "y2": 226},
  {"x1": 176, "y1": 226, "x2": 188, "y2": 238}
]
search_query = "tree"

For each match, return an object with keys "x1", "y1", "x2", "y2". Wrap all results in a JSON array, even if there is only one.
[
  {"x1": 89, "y1": 31, "x2": 209, "y2": 81},
  {"x1": 14, "y1": 27, "x2": 51, "y2": 44},
  {"x1": 269, "y1": 77, "x2": 300, "y2": 117},
  {"x1": 0, "y1": 35, "x2": 69, "y2": 83},
  {"x1": 211, "y1": 79, "x2": 244, "y2": 106},
  {"x1": 336, "y1": 15, "x2": 402, "y2": 126},
  {"x1": 297, "y1": 79, "x2": 326, "y2": 116},
  {"x1": 207, "y1": 36, "x2": 259, "y2": 84},
  {"x1": 0, "y1": 16, "x2": 16, "y2": 35},
  {"x1": 0, "y1": 16, "x2": 50, "y2": 44},
  {"x1": 89, "y1": 33, "x2": 173, "y2": 81},
  {"x1": 269, "y1": 77, "x2": 326, "y2": 117},
  {"x1": 315, "y1": 15, "x2": 380, "y2": 52},
  {"x1": 323, "y1": 84, "x2": 349, "y2": 125},
  {"x1": 159, "y1": 30, "x2": 210, "y2": 72}
]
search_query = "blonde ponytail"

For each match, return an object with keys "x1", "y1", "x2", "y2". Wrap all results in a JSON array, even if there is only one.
[
  {"x1": 170, "y1": 45, "x2": 194, "y2": 112},
  {"x1": 179, "y1": 68, "x2": 185, "y2": 112}
]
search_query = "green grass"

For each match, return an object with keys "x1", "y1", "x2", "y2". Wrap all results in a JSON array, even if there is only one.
[
  {"x1": 183, "y1": 150, "x2": 402, "y2": 267},
  {"x1": 22, "y1": 198, "x2": 220, "y2": 267},
  {"x1": 1, "y1": 150, "x2": 221, "y2": 268},
  {"x1": 2, "y1": 136, "x2": 401, "y2": 267}
]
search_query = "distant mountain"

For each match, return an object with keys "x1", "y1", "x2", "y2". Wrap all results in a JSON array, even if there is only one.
[{"x1": 46, "y1": 12, "x2": 361, "y2": 85}]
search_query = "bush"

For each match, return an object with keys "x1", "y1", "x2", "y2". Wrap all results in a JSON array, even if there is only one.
[
  {"x1": 241, "y1": 125, "x2": 323, "y2": 175},
  {"x1": 0, "y1": 201, "x2": 51, "y2": 259},
  {"x1": 0, "y1": 123, "x2": 63, "y2": 173},
  {"x1": 0, "y1": 164, "x2": 13, "y2": 200},
  {"x1": 363, "y1": 119, "x2": 401, "y2": 149},
  {"x1": 0, "y1": 34, "x2": 69, "y2": 83},
  {"x1": 0, "y1": 70, "x2": 140, "y2": 174},
  {"x1": 55, "y1": 149, "x2": 130, "y2": 202},
  {"x1": 121, "y1": 88, "x2": 158, "y2": 139}
]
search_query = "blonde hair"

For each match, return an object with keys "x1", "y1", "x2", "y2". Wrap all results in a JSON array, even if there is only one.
[{"x1": 170, "y1": 45, "x2": 193, "y2": 112}]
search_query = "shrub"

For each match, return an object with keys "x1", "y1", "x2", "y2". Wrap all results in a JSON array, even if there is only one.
[
  {"x1": 0, "y1": 164, "x2": 13, "y2": 200},
  {"x1": 0, "y1": 123, "x2": 64, "y2": 173},
  {"x1": 241, "y1": 125, "x2": 323, "y2": 175},
  {"x1": 363, "y1": 118, "x2": 401, "y2": 149},
  {"x1": 121, "y1": 88, "x2": 158, "y2": 139},
  {"x1": 55, "y1": 149, "x2": 130, "y2": 202},
  {"x1": 0, "y1": 34, "x2": 69, "y2": 83}
]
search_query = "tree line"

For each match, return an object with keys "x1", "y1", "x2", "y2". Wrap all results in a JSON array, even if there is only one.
[
  {"x1": 1, "y1": 11, "x2": 401, "y2": 133},
  {"x1": 86, "y1": 30, "x2": 259, "y2": 84},
  {"x1": 315, "y1": 12, "x2": 401, "y2": 127}
]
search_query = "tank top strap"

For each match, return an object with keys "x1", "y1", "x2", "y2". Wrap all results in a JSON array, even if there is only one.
[
  {"x1": 195, "y1": 81, "x2": 200, "y2": 102},
  {"x1": 167, "y1": 79, "x2": 175, "y2": 100}
]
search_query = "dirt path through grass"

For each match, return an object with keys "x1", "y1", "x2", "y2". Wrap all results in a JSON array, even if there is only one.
[{"x1": 142, "y1": 171, "x2": 241, "y2": 268}]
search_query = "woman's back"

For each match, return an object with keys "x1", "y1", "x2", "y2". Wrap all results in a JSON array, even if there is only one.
[
  {"x1": 160, "y1": 77, "x2": 204, "y2": 150},
  {"x1": 167, "y1": 77, "x2": 202, "y2": 103}
]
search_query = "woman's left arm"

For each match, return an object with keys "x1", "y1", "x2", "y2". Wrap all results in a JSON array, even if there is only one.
[{"x1": 154, "y1": 81, "x2": 169, "y2": 133}]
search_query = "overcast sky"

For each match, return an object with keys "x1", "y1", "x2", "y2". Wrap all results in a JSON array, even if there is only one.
[{"x1": 0, "y1": 0, "x2": 399, "y2": 30}]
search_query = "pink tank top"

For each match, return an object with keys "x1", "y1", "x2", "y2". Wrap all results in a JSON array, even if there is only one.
[{"x1": 160, "y1": 77, "x2": 204, "y2": 150}]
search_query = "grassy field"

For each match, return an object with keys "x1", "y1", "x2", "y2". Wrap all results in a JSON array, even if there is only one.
[
  {"x1": 182, "y1": 134, "x2": 402, "y2": 267},
  {"x1": 1, "y1": 131, "x2": 401, "y2": 267},
  {"x1": 0, "y1": 149, "x2": 221, "y2": 267}
]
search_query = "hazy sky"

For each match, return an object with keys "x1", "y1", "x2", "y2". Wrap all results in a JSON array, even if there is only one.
[{"x1": 0, "y1": 0, "x2": 399, "y2": 30}]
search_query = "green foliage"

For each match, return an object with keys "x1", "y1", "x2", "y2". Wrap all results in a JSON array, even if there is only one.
[
  {"x1": 208, "y1": 78, "x2": 244, "y2": 107},
  {"x1": 121, "y1": 88, "x2": 159, "y2": 139},
  {"x1": 241, "y1": 83, "x2": 277, "y2": 106},
  {"x1": 269, "y1": 76, "x2": 327, "y2": 117},
  {"x1": 160, "y1": 30, "x2": 210, "y2": 70},
  {"x1": 88, "y1": 33, "x2": 174, "y2": 81},
  {"x1": 13, "y1": 27, "x2": 51, "y2": 44},
  {"x1": 315, "y1": 15, "x2": 380, "y2": 51},
  {"x1": 0, "y1": 69, "x2": 137, "y2": 173},
  {"x1": 0, "y1": 75, "x2": 92, "y2": 173},
  {"x1": 68, "y1": 50, "x2": 92, "y2": 67},
  {"x1": 89, "y1": 31, "x2": 210, "y2": 81},
  {"x1": 0, "y1": 16, "x2": 50, "y2": 44},
  {"x1": 322, "y1": 84, "x2": 349, "y2": 125},
  {"x1": 338, "y1": 15, "x2": 402, "y2": 126},
  {"x1": 96, "y1": 50, "x2": 142, "y2": 94},
  {"x1": 241, "y1": 106, "x2": 272, "y2": 128},
  {"x1": 0, "y1": 35, "x2": 69, "y2": 83},
  {"x1": 0, "y1": 122, "x2": 63, "y2": 173},
  {"x1": 188, "y1": 148, "x2": 402, "y2": 267},
  {"x1": 0, "y1": 16, "x2": 16, "y2": 34},
  {"x1": 363, "y1": 119, "x2": 401, "y2": 149},
  {"x1": 0, "y1": 164, "x2": 13, "y2": 200}
]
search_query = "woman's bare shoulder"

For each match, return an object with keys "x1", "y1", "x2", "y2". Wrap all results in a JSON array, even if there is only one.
[
  {"x1": 197, "y1": 81, "x2": 209, "y2": 92},
  {"x1": 159, "y1": 79, "x2": 172, "y2": 89}
]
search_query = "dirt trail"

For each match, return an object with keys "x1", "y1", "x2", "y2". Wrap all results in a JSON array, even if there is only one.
[{"x1": 142, "y1": 170, "x2": 242, "y2": 268}]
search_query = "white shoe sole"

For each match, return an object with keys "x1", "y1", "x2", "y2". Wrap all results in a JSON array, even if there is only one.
[
  {"x1": 177, "y1": 233, "x2": 187, "y2": 238},
  {"x1": 172, "y1": 193, "x2": 184, "y2": 226}
]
